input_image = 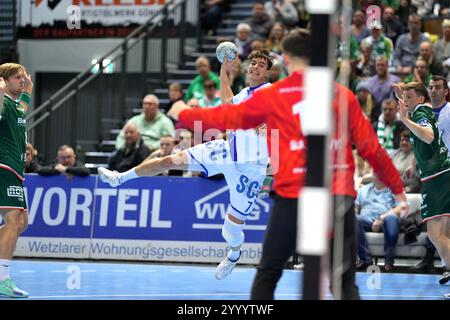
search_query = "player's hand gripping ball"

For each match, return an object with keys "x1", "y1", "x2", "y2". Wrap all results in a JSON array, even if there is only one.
[{"x1": 216, "y1": 42, "x2": 238, "y2": 63}]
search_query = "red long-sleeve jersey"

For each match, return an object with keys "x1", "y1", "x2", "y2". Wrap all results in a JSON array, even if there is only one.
[{"x1": 179, "y1": 70, "x2": 403, "y2": 199}]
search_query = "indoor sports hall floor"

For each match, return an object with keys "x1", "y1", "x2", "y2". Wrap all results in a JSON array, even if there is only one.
[{"x1": 3, "y1": 259, "x2": 449, "y2": 300}]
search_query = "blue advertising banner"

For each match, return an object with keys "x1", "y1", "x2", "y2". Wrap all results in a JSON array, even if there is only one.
[{"x1": 10, "y1": 174, "x2": 273, "y2": 263}]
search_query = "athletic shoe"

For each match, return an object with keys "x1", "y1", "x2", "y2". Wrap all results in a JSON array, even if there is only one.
[
  {"x1": 0, "y1": 278, "x2": 28, "y2": 298},
  {"x1": 215, "y1": 256, "x2": 239, "y2": 280},
  {"x1": 98, "y1": 167, "x2": 122, "y2": 187},
  {"x1": 439, "y1": 270, "x2": 450, "y2": 285}
]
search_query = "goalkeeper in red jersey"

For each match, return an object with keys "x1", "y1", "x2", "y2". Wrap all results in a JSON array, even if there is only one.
[{"x1": 168, "y1": 29, "x2": 408, "y2": 300}]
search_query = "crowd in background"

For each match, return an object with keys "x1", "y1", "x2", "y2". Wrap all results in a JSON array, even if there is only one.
[{"x1": 26, "y1": 0, "x2": 450, "y2": 272}]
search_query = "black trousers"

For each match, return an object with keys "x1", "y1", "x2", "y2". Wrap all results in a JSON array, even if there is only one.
[{"x1": 250, "y1": 194, "x2": 360, "y2": 300}]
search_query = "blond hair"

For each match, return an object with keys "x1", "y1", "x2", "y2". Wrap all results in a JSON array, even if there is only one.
[
  {"x1": 0, "y1": 63, "x2": 26, "y2": 80},
  {"x1": 403, "y1": 81, "x2": 430, "y2": 103}
]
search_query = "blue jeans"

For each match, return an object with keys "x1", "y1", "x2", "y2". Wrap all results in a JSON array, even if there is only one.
[{"x1": 357, "y1": 214, "x2": 400, "y2": 265}]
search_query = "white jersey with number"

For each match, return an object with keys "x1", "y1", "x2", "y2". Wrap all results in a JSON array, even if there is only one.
[
  {"x1": 229, "y1": 82, "x2": 271, "y2": 164},
  {"x1": 185, "y1": 82, "x2": 271, "y2": 221}
]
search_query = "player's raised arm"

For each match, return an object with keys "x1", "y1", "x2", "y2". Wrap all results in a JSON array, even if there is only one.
[
  {"x1": 176, "y1": 88, "x2": 269, "y2": 131},
  {"x1": 18, "y1": 72, "x2": 33, "y2": 113},
  {"x1": 219, "y1": 56, "x2": 236, "y2": 104}
]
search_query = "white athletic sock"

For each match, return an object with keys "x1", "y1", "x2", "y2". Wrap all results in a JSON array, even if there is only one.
[
  {"x1": 222, "y1": 215, "x2": 245, "y2": 262},
  {"x1": 0, "y1": 259, "x2": 11, "y2": 281},
  {"x1": 120, "y1": 168, "x2": 138, "y2": 183}
]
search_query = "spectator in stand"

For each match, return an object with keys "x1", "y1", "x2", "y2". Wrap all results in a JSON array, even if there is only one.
[
  {"x1": 108, "y1": 122, "x2": 151, "y2": 173},
  {"x1": 368, "y1": 56, "x2": 401, "y2": 117},
  {"x1": 373, "y1": 99, "x2": 405, "y2": 155},
  {"x1": 265, "y1": 22, "x2": 286, "y2": 55},
  {"x1": 336, "y1": 14, "x2": 360, "y2": 62},
  {"x1": 166, "y1": 83, "x2": 184, "y2": 112},
  {"x1": 201, "y1": 0, "x2": 231, "y2": 35},
  {"x1": 390, "y1": 130, "x2": 421, "y2": 193},
  {"x1": 37, "y1": 145, "x2": 90, "y2": 177},
  {"x1": 115, "y1": 94, "x2": 175, "y2": 152},
  {"x1": 291, "y1": 0, "x2": 310, "y2": 28},
  {"x1": 235, "y1": 23, "x2": 254, "y2": 61},
  {"x1": 382, "y1": 6, "x2": 404, "y2": 46},
  {"x1": 411, "y1": 0, "x2": 433, "y2": 15},
  {"x1": 148, "y1": 134, "x2": 175, "y2": 159},
  {"x1": 419, "y1": 41, "x2": 445, "y2": 76},
  {"x1": 436, "y1": 0, "x2": 450, "y2": 16},
  {"x1": 394, "y1": 14, "x2": 429, "y2": 75},
  {"x1": 175, "y1": 99, "x2": 201, "y2": 130},
  {"x1": 148, "y1": 135, "x2": 184, "y2": 176},
  {"x1": 186, "y1": 98, "x2": 201, "y2": 108},
  {"x1": 396, "y1": 0, "x2": 418, "y2": 31},
  {"x1": 199, "y1": 80, "x2": 222, "y2": 108},
  {"x1": 336, "y1": 59, "x2": 357, "y2": 92},
  {"x1": 351, "y1": 9, "x2": 370, "y2": 43},
  {"x1": 362, "y1": 20, "x2": 394, "y2": 64},
  {"x1": 404, "y1": 57, "x2": 433, "y2": 87},
  {"x1": 226, "y1": 59, "x2": 246, "y2": 94},
  {"x1": 382, "y1": 1, "x2": 400, "y2": 11},
  {"x1": 433, "y1": 19, "x2": 450, "y2": 77},
  {"x1": 264, "y1": 0, "x2": 299, "y2": 29},
  {"x1": 173, "y1": 129, "x2": 196, "y2": 153},
  {"x1": 268, "y1": 58, "x2": 287, "y2": 83},
  {"x1": 250, "y1": 39, "x2": 265, "y2": 52},
  {"x1": 184, "y1": 56, "x2": 220, "y2": 101},
  {"x1": 244, "y1": 0, "x2": 274, "y2": 41},
  {"x1": 353, "y1": 40, "x2": 377, "y2": 80},
  {"x1": 356, "y1": 173, "x2": 403, "y2": 272},
  {"x1": 173, "y1": 130, "x2": 202, "y2": 177},
  {"x1": 355, "y1": 80, "x2": 376, "y2": 121},
  {"x1": 24, "y1": 143, "x2": 40, "y2": 173}
]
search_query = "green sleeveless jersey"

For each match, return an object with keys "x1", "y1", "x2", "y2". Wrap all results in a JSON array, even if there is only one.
[
  {"x1": 410, "y1": 104, "x2": 450, "y2": 180},
  {"x1": 0, "y1": 95, "x2": 27, "y2": 179}
]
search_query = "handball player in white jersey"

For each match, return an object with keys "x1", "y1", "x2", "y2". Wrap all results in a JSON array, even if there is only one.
[{"x1": 99, "y1": 49, "x2": 273, "y2": 280}]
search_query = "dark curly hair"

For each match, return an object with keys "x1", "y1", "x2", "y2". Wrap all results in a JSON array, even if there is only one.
[{"x1": 248, "y1": 49, "x2": 274, "y2": 70}]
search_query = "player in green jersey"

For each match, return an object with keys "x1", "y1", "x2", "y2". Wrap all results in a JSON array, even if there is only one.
[
  {"x1": 395, "y1": 81, "x2": 450, "y2": 287},
  {"x1": 0, "y1": 63, "x2": 33, "y2": 298}
]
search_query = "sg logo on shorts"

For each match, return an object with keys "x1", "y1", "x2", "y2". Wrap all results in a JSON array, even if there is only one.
[
  {"x1": 236, "y1": 175, "x2": 261, "y2": 199},
  {"x1": 7, "y1": 186, "x2": 24, "y2": 200}
]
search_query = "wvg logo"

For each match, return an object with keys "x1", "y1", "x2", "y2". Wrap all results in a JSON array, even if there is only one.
[{"x1": 194, "y1": 186, "x2": 270, "y2": 222}]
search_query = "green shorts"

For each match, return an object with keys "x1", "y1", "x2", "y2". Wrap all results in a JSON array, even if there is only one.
[
  {"x1": 0, "y1": 168, "x2": 27, "y2": 211},
  {"x1": 420, "y1": 170, "x2": 450, "y2": 222}
]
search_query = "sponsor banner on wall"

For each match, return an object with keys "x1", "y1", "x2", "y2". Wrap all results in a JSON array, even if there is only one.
[
  {"x1": 17, "y1": 0, "x2": 172, "y2": 38},
  {"x1": 7, "y1": 175, "x2": 272, "y2": 264}
]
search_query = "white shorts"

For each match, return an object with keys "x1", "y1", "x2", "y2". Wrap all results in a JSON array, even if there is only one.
[{"x1": 186, "y1": 139, "x2": 268, "y2": 221}]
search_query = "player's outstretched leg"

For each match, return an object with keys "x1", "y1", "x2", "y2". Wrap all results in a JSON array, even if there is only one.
[
  {"x1": 98, "y1": 151, "x2": 189, "y2": 187},
  {"x1": 216, "y1": 214, "x2": 245, "y2": 280}
]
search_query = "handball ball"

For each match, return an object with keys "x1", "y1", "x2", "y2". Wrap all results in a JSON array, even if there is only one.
[{"x1": 216, "y1": 42, "x2": 238, "y2": 63}]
